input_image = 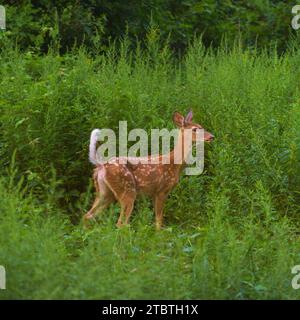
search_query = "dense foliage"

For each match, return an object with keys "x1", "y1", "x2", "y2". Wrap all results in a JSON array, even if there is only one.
[
  {"x1": 0, "y1": 33, "x2": 299, "y2": 298},
  {"x1": 2, "y1": 0, "x2": 300, "y2": 53}
]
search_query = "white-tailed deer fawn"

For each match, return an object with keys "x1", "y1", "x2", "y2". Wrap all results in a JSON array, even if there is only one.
[{"x1": 83, "y1": 110, "x2": 214, "y2": 229}]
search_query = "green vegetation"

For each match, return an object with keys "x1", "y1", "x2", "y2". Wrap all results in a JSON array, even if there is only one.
[
  {"x1": 0, "y1": 31, "x2": 300, "y2": 299},
  {"x1": 2, "y1": 0, "x2": 300, "y2": 53}
]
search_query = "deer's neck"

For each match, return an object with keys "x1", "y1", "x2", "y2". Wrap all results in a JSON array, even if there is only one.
[{"x1": 169, "y1": 129, "x2": 193, "y2": 167}]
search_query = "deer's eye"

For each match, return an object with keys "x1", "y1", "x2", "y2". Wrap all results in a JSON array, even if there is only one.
[{"x1": 192, "y1": 127, "x2": 198, "y2": 132}]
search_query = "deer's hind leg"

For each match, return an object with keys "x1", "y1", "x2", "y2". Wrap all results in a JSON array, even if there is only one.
[
  {"x1": 103, "y1": 164, "x2": 136, "y2": 228},
  {"x1": 83, "y1": 169, "x2": 115, "y2": 227},
  {"x1": 116, "y1": 194, "x2": 136, "y2": 227},
  {"x1": 83, "y1": 192, "x2": 115, "y2": 227}
]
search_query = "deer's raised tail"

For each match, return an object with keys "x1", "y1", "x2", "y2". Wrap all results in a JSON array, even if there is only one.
[{"x1": 89, "y1": 129, "x2": 101, "y2": 165}]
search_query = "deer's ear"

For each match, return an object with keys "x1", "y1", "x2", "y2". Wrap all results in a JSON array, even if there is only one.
[
  {"x1": 185, "y1": 110, "x2": 193, "y2": 123},
  {"x1": 173, "y1": 112, "x2": 185, "y2": 127}
]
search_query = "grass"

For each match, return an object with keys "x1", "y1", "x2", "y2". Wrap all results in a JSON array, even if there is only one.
[{"x1": 0, "y1": 36, "x2": 299, "y2": 299}]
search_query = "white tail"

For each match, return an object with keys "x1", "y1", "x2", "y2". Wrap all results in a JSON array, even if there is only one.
[{"x1": 89, "y1": 129, "x2": 101, "y2": 165}]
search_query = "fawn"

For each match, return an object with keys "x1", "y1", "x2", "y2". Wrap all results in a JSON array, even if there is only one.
[{"x1": 83, "y1": 110, "x2": 214, "y2": 229}]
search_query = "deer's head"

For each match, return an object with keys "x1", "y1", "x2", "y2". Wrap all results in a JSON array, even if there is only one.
[{"x1": 173, "y1": 110, "x2": 214, "y2": 143}]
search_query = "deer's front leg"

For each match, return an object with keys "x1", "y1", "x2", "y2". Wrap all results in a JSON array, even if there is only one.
[{"x1": 154, "y1": 192, "x2": 168, "y2": 230}]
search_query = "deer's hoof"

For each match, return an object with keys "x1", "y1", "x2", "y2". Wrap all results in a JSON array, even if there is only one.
[
  {"x1": 155, "y1": 224, "x2": 162, "y2": 231},
  {"x1": 116, "y1": 221, "x2": 123, "y2": 228},
  {"x1": 83, "y1": 214, "x2": 95, "y2": 229}
]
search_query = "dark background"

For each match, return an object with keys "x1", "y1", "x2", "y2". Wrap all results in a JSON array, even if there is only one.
[{"x1": 1, "y1": 0, "x2": 299, "y2": 54}]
